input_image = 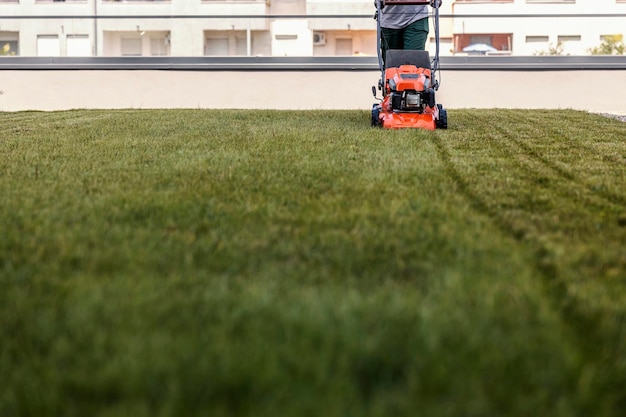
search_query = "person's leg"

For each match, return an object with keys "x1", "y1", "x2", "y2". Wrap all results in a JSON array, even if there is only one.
[
  {"x1": 403, "y1": 17, "x2": 429, "y2": 50},
  {"x1": 381, "y1": 27, "x2": 403, "y2": 67}
]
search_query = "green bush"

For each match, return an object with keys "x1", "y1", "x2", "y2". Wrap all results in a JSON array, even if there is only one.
[{"x1": 589, "y1": 36, "x2": 625, "y2": 55}]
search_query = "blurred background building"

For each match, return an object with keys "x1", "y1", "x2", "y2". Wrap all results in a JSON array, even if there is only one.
[{"x1": 0, "y1": 0, "x2": 624, "y2": 57}]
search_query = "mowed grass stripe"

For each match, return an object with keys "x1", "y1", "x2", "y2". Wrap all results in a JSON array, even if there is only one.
[
  {"x1": 1, "y1": 109, "x2": 624, "y2": 417},
  {"x1": 432, "y1": 109, "x2": 626, "y2": 416}
]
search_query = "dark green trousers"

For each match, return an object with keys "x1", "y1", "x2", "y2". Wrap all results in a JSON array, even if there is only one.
[{"x1": 381, "y1": 18, "x2": 429, "y2": 65}]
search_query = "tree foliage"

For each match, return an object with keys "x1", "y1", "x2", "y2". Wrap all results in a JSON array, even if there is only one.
[
  {"x1": 589, "y1": 35, "x2": 625, "y2": 55},
  {"x1": 0, "y1": 43, "x2": 16, "y2": 56},
  {"x1": 534, "y1": 41, "x2": 568, "y2": 56}
]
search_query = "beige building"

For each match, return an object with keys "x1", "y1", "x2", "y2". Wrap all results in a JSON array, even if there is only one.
[
  {"x1": 0, "y1": 0, "x2": 624, "y2": 57},
  {"x1": 452, "y1": 0, "x2": 626, "y2": 56}
]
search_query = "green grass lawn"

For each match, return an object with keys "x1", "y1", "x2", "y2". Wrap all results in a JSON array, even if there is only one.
[{"x1": 1, "y1": 109, "x2": 625, "y2": 417}]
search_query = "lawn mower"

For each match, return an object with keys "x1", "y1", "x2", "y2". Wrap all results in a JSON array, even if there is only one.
[{"x1": 371, "y1": 0, "x2": 447, "y2": 129}]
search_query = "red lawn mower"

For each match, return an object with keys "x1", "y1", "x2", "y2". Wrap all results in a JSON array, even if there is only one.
[{"x1": 371, "y1": 0, "x2": 447, "y2": 130}]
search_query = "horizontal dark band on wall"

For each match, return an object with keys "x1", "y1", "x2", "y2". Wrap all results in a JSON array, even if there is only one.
[{"x1": 2, "y1": 56, "x2": 626, "y2": 71}]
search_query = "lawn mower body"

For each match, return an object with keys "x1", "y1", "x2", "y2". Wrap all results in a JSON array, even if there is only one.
[{"x1": 371, "y1": 0, "x2": 447, "y2": 130}]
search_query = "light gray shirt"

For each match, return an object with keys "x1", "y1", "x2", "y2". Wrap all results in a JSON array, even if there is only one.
[{"x1": 379, "y1": 5, "x2": 428, "y2": 29}]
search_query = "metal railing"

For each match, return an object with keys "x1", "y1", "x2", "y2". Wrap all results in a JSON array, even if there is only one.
[{"x1": 1, "y1": 55, "x2": 626, "y2": 71}]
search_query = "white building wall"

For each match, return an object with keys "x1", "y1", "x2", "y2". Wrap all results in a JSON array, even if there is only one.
[
  {"x1": 0, "y1": 0, "x2": 95, "y2": 56},
  {"x1": 0, "y1": 0, "x2": 624, "y2": 57},
  {"x1": 453, "y1": 0, "x2": 626, "y2": 56},
  {"x1": 271, "y1": 19, "x2": 313, "y2": 56},
  {"x1": 306, "y1": 0, "x2": 454, "y2": 57}
]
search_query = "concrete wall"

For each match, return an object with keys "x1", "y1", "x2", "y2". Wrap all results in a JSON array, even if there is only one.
[{"x1": 1, "y1": 68, "x2": 624, "y2": 115}]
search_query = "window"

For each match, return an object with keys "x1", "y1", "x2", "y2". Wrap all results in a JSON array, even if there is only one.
[
  {"x1": 470, "y1": 35, "x2": 492, "y2": 45},
  {"x1": 205, "y1": 38, "x2": 228, "y2": 56},
  {"x1": 235, "y1": 36, "x2": 247, "y2": 56},
  {"x1": 526, "y1": 36, "x2": 549, "y2": 43},
  {"x1": 37, "y1": 35, "x2": 60, "y2": 56},
  {"x1": 205, "y1": 32, "x2": 249, "y2": 56},
  {"x1": 150, "y1": 36, "x2": 170, "y2": 56},
  {"x1": 0, "y1": 31, "x2": 19, "y2": 56},
  {"x1": 335, "y1": 38, "x2": 353, "y2": 55},
  {"x1": 558, "y1": 35, "x2": 581, "y2": 43},
  {"x1": 454, "y1": 33, "x2": 512, "y2": 54},
  {"x1": 526, "y1": 36, "x2": 549, "y2": 54},
  {"x1": 121, "y1": 37, "x2": 142, "y2": 56},
  {"x1": 1, "y1": 40, "x2": 18, "y2": 56},
  {"x1": 600, "y1": 34, "x2": 624, "y2": 42},
  {"x1": 67, "y1": 35, "x2": 91, "y2": 56}
]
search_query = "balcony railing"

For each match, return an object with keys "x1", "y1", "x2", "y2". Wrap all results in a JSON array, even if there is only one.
[{"x1": 1, "y1": 55, "x2": 626, "y2": 73}]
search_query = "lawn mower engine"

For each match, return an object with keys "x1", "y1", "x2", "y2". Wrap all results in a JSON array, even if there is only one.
[{"x1": 387, "y1": 66, "x2": 436, "y2": 114}]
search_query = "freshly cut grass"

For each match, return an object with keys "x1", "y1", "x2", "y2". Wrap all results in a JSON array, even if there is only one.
[{"x1": 1, "y1": 109, "x2": 625, "y2": 417}]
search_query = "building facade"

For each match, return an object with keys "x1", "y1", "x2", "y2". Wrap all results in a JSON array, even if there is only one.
[
  {"x1": 0, "y1": 0, "x2": 624, "y2": 57},
  {"x1": 452, "y1": 0, "x2": 626, "y2": 56}
]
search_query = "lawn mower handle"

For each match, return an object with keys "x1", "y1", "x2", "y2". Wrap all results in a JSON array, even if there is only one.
[
  {"x1": 382, "y1": 1, "x2": 432, "y2": 5},
  {"x1": 375, "y1": 0, "x2": 442, "y2": 89}
]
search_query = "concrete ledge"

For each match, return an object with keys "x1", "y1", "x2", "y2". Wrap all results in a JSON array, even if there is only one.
[{"x1": 2, "y1": 56, "x2": 626, "y2": 71}]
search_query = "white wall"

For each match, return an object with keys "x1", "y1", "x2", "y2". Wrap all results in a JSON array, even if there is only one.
[
  {"x1": 0, "y1": 0, "x2": 624, "y2": 57},
  {"x1": 271, "y1": 20, "x2": 313, "y2": 56}
]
